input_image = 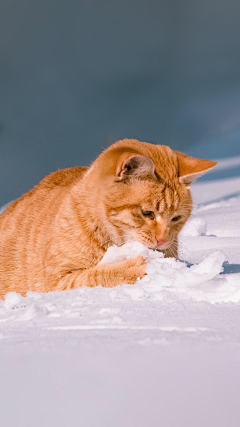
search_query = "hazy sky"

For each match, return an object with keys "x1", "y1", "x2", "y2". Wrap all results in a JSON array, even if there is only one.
[{"x1": 1, "y1": 0, "x2": 240, "y2": 204}]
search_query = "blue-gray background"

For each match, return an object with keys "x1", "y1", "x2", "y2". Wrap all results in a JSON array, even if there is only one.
[{"x1": 1, "y1": 0, "x2": 240, "y2": 205}]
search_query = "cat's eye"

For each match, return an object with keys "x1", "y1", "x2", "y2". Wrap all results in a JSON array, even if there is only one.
[
  {"x1": 172, "y1": 215, "x2": 182, "y2": 222},
  {"x1": 142, "y1": 210, "x2": 155, "y2": 220}
]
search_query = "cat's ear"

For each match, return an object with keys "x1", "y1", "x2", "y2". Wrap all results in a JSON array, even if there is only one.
[
  {"x1": 176, "y1": 151, "x2": 217, "y2": 187},
  {"x1": 116, "y1": 154, "x2": 155, "y2": 180}
]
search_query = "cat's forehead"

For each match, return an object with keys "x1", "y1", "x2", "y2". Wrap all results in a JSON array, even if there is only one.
[
  {"x1": 132, "y1": 181, "x2": 182, "y2": 211},
  {"x1": 150, "y1": 187, "x2": 180, "y2": 211},
  {"x1": 156, "y1": 186, "x2": 180, "y2": 212}
]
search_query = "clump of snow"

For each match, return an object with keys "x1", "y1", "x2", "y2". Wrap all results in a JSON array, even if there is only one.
[
  {"x1": 99, "y1": 241, "x2": 163, "y2": 264},
  {"x1": 180, "y1": 217, "x2": 207, "y2": 237},
  {"x1": 100, "y1": 242, "x2": 237, "y2": 303},
  {"x1": 4, "y1": 292, "x2": 25, "y2": 309}
]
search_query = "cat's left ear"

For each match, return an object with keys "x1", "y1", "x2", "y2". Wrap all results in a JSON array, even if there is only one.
[
  {"x1": 176, "y1": 151, "x2": 217, "y2": 187},
  {"x1": 116, "y1": 153, "x2": 156, "y2": 180}
]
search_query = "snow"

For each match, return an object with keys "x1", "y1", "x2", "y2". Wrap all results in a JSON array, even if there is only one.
[
  {"x1": 100, "y1": 242, "x2": 236, "y2": 303},
  {"x1": 180, "y1": 216, "x2": 208, "y2": 236},
  {"x1": 0, "y1": 154, "x2": 240, "y2": 426}
]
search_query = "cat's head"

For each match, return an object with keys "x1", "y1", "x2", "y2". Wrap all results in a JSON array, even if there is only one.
[{"x1": 89, "y1": 140, "x2": 217, "y2": 253}]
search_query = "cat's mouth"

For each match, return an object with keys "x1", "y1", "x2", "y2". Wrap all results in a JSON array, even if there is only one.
[
  {"x1": 150, "y1": 245, "x2": 169, "y2": 251},
  {"x1": 123, "y1": 235, "x2": 171, "y2": 251},
  {"x1": 146, "y1": 242, "x2": 170, "y2": 251}
]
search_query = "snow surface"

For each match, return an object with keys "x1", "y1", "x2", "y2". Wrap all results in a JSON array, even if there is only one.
[{"x1": 0, "y1": 155, "x2": 240, "y2": 427}]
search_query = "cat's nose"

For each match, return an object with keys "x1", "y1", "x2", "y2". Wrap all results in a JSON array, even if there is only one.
[{"x1": 156, "y1": 238, "x2": 167, "y2": 246}]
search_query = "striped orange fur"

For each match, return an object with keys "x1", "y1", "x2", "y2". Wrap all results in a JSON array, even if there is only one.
[{"x1": 0, "y1": 139, "x2": 216, "y2": 298}]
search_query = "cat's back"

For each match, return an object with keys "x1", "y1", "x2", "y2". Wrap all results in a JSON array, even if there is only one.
[
  {"x1": 0, "y1": 166, "x2": 88, "y2": 220},
  {"x1": 38, "y1": 166, "x2": 88, "y2": 189}
]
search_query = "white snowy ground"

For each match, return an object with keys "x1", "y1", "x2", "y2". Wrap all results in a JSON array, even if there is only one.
[{"x1": 0, "y1": 157, "x2": 240, "y2": 427}]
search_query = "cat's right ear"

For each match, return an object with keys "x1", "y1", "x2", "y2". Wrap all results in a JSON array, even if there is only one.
[
  {"x1": 116, "y1": 154, "x2": 156, "y2": 181},
  {"x1": 176, "y1": 151, "x2": 217, "y2": 187}
]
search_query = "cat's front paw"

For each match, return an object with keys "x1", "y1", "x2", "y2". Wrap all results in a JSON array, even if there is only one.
[{"x1": 113, "y1": 255, "x2": 147, "y2": 286}]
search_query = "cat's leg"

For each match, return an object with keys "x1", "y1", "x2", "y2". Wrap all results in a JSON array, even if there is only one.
[{"x1": 56, "y1": 255, "x2": 147, "y2": 290}]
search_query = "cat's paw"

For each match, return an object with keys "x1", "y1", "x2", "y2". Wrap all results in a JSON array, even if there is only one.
[{"x1": 114, "y1": 255, "x2": 147, "y2": 285}]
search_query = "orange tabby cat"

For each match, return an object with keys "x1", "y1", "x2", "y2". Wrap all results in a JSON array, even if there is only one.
[{"x1": 0, "y1": 139, "x2": 216, "y2": 298}]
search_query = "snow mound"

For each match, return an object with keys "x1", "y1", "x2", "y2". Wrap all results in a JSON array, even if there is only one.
[
  {"x1": 180, "y1": 217, "x2": 207, "y2": 237},
  {"x1": 101, "y1": 242, "x2": 239, "y2": 303}
]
